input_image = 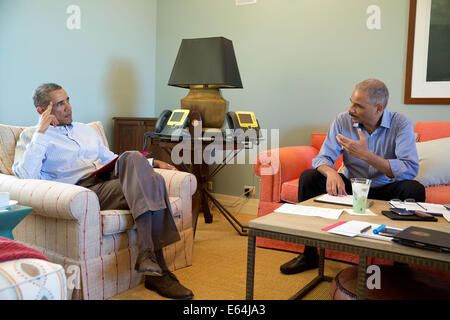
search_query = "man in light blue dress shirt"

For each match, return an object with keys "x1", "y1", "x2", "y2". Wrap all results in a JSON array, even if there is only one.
[
  {"x1": 280, "y1": 79, "x2": 426, "y2": 275},
  {"x1": 13, "y1": 83, "x2": 193, "y2": 299}
]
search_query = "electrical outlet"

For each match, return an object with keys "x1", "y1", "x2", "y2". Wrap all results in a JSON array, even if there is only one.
[
  {"x1": 207, "y1": 181, "x2": 213, "y2": 191},
  {"x1": 244, "y1": 185, "x2": 255, "y2": 197}
]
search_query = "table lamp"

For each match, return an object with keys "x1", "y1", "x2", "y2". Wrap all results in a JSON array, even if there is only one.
[{"x1": 168, "y1": 36, "x2": 243, "y2": 129}]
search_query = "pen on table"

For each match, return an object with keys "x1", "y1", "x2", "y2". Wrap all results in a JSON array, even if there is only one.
[
  {"x1": 415, "y1": 202, "x2": 427, "y2": 211},
  {"x1": 373, "y1": 224, "x2": 386, "y2": 234}
]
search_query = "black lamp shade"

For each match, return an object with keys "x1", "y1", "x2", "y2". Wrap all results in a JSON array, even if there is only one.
[{"x1": 168, "y1": 37, "x2": 243, "y2": 89}]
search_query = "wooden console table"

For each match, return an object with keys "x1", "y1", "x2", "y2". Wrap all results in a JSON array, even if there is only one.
[
  {"x1": 112, "y1": 117, "x2": 157, "y2": 154},
  {"x1": 113, "y1": 116, "x2": 254, "y2": 235}
]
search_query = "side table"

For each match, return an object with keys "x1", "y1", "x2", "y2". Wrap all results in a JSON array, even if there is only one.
[
  {"x1": 144, "y1": 132, "x2": 251, "y2": 235},
  {"x1": 0, "y1": 205, "x2": 33, "y2": 240}
]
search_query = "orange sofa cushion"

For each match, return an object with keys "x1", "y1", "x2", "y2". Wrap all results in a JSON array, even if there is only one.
[
  {"x1": 280, "y1": 178, "x2": 299, "y2": 203},
  {"x1": 415, "y1": 121, "x2": 450, "y2": 142}
]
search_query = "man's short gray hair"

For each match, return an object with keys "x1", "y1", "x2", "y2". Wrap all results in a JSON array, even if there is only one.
[
  {"x1": 33, "y1": 83, "x2": 62, "y2": 108},
  {"x1": 355, "y1": 79, "x2": 389, "y2": 108}
]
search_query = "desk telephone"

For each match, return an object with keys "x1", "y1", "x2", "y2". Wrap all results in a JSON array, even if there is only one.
[
  {"x1": 154, "y1": 109, "x2": 190, "y2": 137},
  {"x1": 226, "y1": 111, "x2": 261, "y2": 139},
  {"x1": 153, "y1": 109, "x2": 261, "y2": 141}
]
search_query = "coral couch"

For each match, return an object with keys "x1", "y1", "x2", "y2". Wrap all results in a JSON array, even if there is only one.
[
  {"x1": 0, "y1": 122, "x2": 197, "y2": 300},
  {"x1": 254, "y1": 121, "x2": 450, "y2": 262}
]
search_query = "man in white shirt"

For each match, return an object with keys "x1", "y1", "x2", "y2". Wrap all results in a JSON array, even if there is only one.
[{"x1": 13, "y1": 83, "x2": 193, "y2": 300}]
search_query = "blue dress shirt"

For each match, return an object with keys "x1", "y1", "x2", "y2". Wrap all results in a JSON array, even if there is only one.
[
  {"x1": 13, "y1": 122, "x2": 117, "y2": 184},
  {"x1": 311, "y1": 109, "x2": 419, "y2": 187}
]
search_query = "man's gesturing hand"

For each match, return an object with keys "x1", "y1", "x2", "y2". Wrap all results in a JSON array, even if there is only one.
[
  {"x1": 38, "y1": 102, "x2": 59, "y2": 134},
  {"x1": 336, "y1": 129, "x2": 369, "y2": 160}
]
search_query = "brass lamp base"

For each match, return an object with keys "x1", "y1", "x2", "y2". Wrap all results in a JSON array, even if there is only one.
[{"x1": 181, "y1": 86, "x2": 228, "y2": 129}]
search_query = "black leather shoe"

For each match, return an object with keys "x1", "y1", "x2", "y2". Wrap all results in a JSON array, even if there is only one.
[
  {"x1": 135, "y1": 249, "x2": 163, "y2": 276},
  {"x1": 145, "y1": 271, "x2": 194, "y2": 300},
  {"x1": 280, "y1": 253, "x2": 319, "y2": 275}
]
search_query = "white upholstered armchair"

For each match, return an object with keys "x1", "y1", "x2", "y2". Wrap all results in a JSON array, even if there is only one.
[{"x1": 0, "y1": 121, "x2": 197, "y2": 300}]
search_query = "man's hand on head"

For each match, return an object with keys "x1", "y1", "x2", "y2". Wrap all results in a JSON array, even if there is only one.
[
  {"x1": 336, "y1": 129, "x2": 370, "y2": 161},
  {"x1": 37, "y1": 102, "x2": 59, "y2": 134}
]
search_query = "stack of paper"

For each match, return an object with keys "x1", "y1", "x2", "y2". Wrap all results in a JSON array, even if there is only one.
[
  {"x1": 314, "y1": 194, "x2": 354, "y2": 206},
  {"x1": 323, "y1": 220, "x2": 393, "y2": 242},
  {"x1": 390, "y1": 200, "x2": 449, "y2": 218},
  {"x1": 314, "y1": 194, "x2": 374, "y2": 208},
  {"x1": 326, "y1": 221, "x2": 372, "y2": 237},
  {"x1": 275, "y1": 204, "x2": 343, "y2": 220}
]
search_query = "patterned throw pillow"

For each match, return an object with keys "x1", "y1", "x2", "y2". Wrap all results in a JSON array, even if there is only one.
[
  {"x1": 87, "y1": 121, "x2": 109, "y2": 149},
  {"x1": 0, "y1": 124, "x2": 25, "y2": 175}
]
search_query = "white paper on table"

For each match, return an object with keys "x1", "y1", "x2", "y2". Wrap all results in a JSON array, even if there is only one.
[
  {"x1": 274, "y1": 204, "x2": 343, "y2": 220},
  {"x1": 327, "y1": 221, "x2": 393, "y2": 242},
  {"x1": 344, "y1": 208, "x2": 377, "y2": 216},
  {"x1": 358, "y1": 231, "x2": 393, "y2": 242},
  {"x1": 315, "y1": 194, "x2": 354, "y2": 206},
  {"x1": 417, "y1": 202, "x2": 449, "y2": 216},
  {"x1": 390, "y1": 201, "x2": 450, "y2": 218},
  {"x1": 444, "y1": 213, "x2": 450, "y2": 223},
  {"x1": 390, "y1": 200, "x2": 424, "y2": 211},
  {"x1": 327, "y1": 221, "x2": 372, "y2": 237}
]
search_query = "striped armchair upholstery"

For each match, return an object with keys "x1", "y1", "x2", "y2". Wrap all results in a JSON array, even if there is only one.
[{"x1": 0, "y1": 122, "x2": 197, "y2": 300}]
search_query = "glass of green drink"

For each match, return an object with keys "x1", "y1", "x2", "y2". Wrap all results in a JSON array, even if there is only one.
[{"x1": 350, "y1": 178, "x2": 371, "y2": 213}]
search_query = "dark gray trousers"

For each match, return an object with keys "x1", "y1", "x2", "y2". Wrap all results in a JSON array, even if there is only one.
[{"x1": 77, "y1": 151, "x2": 180, "y2": 253}]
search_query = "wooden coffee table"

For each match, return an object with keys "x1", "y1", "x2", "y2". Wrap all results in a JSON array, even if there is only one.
[{"x1": 246, "y1": 197, "x2": 450, "y2": 300}]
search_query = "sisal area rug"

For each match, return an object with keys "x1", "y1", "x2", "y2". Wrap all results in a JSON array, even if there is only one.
[{"x1": 110, "y1": 210, "x2": 351, "y2": 300}]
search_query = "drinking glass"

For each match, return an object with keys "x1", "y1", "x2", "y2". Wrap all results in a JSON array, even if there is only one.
[{"x1": 350, "y1": 178, "x2": 371, "y2": 213}]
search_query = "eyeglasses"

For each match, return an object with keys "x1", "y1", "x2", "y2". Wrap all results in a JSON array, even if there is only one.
[{"x1": 390, "y1": 198, "x2": 426, "y2": 211}]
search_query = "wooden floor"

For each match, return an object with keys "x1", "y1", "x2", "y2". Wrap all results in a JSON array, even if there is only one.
[{"x1": 110, "y1": 210, "x2": 352, "y2": 300}]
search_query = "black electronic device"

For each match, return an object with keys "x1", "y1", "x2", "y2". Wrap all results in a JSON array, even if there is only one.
[
  {"x1": 154, "y1": 109, "x2": 190, "y2": 138},
  {"x1": 390, "y1": 207, "x2": 435, "y2": 218},
  {"x1": 382, "y1": 211, "x2": 438, "y2": 222},
  {"x1": 390, "y1": 208, "x2": 414, "y2": 216},
  {"x1": 392, "y1": 226, "x2": 450, "y2": 253},
  {"x1": 226, "y1": 111, "x2": 261, "y2": 140}
]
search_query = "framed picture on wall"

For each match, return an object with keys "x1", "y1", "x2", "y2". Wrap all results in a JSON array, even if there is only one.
[{"x1": 404, "y1": 0, "x2": 450, "y2": 104}]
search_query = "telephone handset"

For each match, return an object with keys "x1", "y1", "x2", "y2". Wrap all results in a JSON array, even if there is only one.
[{"x1": 155, "y1": 109, "x2": 172, "y2": 133}]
